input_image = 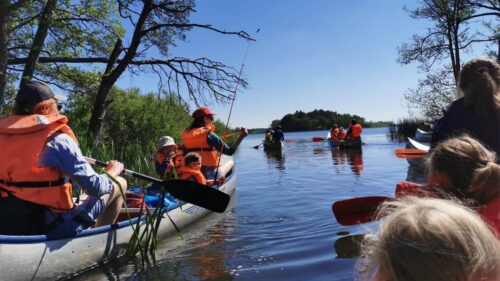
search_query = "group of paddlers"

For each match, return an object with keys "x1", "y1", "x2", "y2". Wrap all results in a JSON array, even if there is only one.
[
  {"x1": 353, "y1": 57, "x2": 500, "y2": 281},
  {"x1": 0, "y1": 81, "x2": 247, "y2": 237},
  {"x1": 329, "y1": 119, "x2": 363, "y2": 143}
]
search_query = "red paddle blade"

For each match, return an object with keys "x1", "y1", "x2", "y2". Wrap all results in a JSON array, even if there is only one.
[
  {"x1": 395, "y1": 148, "x2": 427, "y2": 158},
  {"x1": 312, "y1": 137, "x2": 325, "y2": 142},
  {"x1": 332, "y1": 196, "x2": 392, "y2": 226},
  {"x1": 286, "y1": 139, "x2": 297, "y2": 142}
]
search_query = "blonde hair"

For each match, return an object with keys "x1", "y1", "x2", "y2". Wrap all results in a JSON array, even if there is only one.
[
  {"x1": 459, "y1": 57, "x2": 500, "y2": 116},
  {"x1": 13, "y1": 98, "x2": 56, "y2": 115},
  {"x1": 427, "y1": 135, "x2": 500, "y2": 204},
  {"x1": 358, "y1": 197, "x2": 500, "y2": 281}
]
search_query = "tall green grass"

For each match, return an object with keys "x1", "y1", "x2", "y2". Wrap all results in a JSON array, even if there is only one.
[{"x1": 387, "y1": 118, "x2": 428, "y2": 142}]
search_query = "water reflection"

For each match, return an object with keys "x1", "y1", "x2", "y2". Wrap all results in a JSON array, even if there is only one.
[
  {"x1": 192, "y1": 223, "x2": 233, "y2": 280},
  {"x1": 330, "y1": 148, "x2": 364, "y2": 175},
  {"x1": 264, "y1": 148, "x2": 285, "y2": 170}
]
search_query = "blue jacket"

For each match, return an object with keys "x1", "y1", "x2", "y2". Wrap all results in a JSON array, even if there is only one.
[{"x1": 431, "y1": 98, "x2": 500, "y2": 156}]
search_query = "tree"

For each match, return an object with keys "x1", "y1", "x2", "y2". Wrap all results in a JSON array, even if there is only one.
[
  {"x1": 398, "y1": 0, "x2": 496, "y2": 83},
  {"x1": 404, "y1": 67, "x2": 456, "y2": 119},
  {"x1": 398, "y1": 0, "x2": 499, "y2": 118},
  {"x1": 87, "y1": 0, "x2": 253, "y2": 142}
]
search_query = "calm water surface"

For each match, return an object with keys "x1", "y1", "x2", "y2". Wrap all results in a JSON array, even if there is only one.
[{"x1": 73, "y1": 128, "x2": 424, "y2": 281}]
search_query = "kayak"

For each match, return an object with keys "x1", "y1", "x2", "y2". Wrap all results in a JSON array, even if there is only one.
[
  {"x1": 0, "y1": 156, "x2": 236, "y2": 281},
  {"x1": 263, "y1": 140, "x2": 283, "y2": 150}
]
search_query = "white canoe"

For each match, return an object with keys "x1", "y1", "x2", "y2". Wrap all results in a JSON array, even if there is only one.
[
  {"x1": 407, "y1": 137, "x2": 430, "y2": 152},
  {"x1": 405, "y1": 138, "x2": 429, "y2": 170},
  {"x1": 0, "y1": 156, "x2": 236, "y2": 281},
  {"x1": 415, "y1": 128, "x2": 432, "y2": 143}
]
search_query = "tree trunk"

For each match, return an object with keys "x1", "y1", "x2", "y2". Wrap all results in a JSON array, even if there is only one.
[
  {"x1": 88, "y1": 39, "x2": 122, "y2": 142},
  {"x1": 88, "y1": 1, "x2": 152, "y2": 141},
  {"x1": 0, "y1": 0, "x2": 9, "y2": 114},
  {"x1": 19, "y1": 0, "x2": 56, "y2": 87}
]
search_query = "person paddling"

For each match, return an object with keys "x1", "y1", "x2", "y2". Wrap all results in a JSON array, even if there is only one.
[
  {"x1": 272, "y1": 125, "x2": 285, "y2": 143},
  {"x1": 329, "y1": 124, "x2": 340, "y2": 141},
  {"x1": 181, "y1": 107, "x2": 248, "y2": 181},
  {"x1": 0, "y1": 80, "x2": 128, "y2": 237},
  {"x1": 345, "y1": 119, "x2": 362, "y2": 143}
]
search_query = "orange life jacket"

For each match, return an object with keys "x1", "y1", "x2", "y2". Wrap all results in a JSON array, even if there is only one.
[
  {"x1": 177, "y1": 166, "x2": 207, "y2": 185},
  {"x1": 338, "y1": 129, "x2": 347, "y2": 140},
  {"x1": 348, "y1": 124, "x2": 362, "y2": 140},
  {"x1": 0, "y1": 114, "x2": 77, "y2": 212},
  {"x1": 330, "y1": 128, "x2": 340, "y2": 140},
  {"x1": 181, "y1": 127, "x2": 219, "y2": 167}
]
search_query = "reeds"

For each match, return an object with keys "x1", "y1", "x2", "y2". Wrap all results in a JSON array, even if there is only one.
[{"x1": 387, "y1": 118, "x2": 427, "y2": 142}]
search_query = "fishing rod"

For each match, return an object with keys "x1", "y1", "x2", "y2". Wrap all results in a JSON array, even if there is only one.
[{"x1": 213, "y1": 29, "x2": 259, "y2": 182}]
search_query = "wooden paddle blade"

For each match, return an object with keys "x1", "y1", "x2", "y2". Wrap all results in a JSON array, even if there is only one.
[
  {"x1": 332, "y1": 196, "x2": 392, "y2": 226},
  {"x1": 163, "y1": 180, "x2": 230, "y2": 213},
  {"x1": 312, "y1": 137, "x2": 325, "y2": 142}
]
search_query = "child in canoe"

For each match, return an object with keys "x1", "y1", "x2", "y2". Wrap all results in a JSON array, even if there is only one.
[
  {"x1": 396, "y1": 135, "x2": 500, "y2": 236},
  {"x1": 357, "y1": 197, "x2": 500, "y2": 281},
  {"x1": 177, "y1": 153, "x2": 207, "y2": 185}
]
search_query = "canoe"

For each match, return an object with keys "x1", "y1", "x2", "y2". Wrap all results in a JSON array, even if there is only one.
[
  {"x1": 415, "y1": 128, "x2": 432, "y2": 143},
  {"x1": 263, "y1": 140, "x2": 283, "y2": 150},
  {"x1": 0, "y1": 156, "x2": 236, "y2": 281},
  {"x1": 329, "y1": 138, "x2": 362, "y2": 149},
  {"x1": 405, "y1": 138, "x2": 428, "y2": 170}
]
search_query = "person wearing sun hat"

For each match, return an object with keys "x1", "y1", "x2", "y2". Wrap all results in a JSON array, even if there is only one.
[
  {"x1": 181, "y1": 107, "x2": 248, "y2": 181},
  {"x1": 0, "y1": 80, "x2": 127, "y2": 237},
  {"x1": 155, "y1": 135, "x2": 179, "y2": 178}
]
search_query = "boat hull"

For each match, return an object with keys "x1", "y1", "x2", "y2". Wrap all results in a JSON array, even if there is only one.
[
  {"x1": 0, "y1": 156, "x2": 236, "y2": 281},
  {"x1": 329, "y1": 138, "x2": 362, "y2": 149},
  {"x1": 415, "y1": 128, "x2": 432, "y2": 143},
  {"x1": 263, "y1": 140, "x2": 283, "y2": 150},
  {"x1": 405, "y1": 138, "x2": 428, "y2": 170}
]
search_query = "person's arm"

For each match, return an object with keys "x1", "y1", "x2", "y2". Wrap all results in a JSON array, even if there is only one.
[
  {"x1": 207, "y1": 128, "x2": 248, "y2": 155},
  {"x1": 38, "y1": 133, "x2": 118, "y2": 197}
]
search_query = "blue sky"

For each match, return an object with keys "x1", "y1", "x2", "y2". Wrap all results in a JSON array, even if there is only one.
[{"x1": 116, "y1": 0, "x2": 490, "y2": 129}]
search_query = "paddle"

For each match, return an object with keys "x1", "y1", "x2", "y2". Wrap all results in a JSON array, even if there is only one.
[
  {"x1": 395, "y1": 148, "x2": 427, "y2": 158},
  {"x1": 312, "y1": 137, "x2": 325, "y2": 142},
  {"x1": 332, "y1": 196, "x2": 393, "y2": 226},
  {"x1": 253, "y1": 141, "x2": 264, "y2": 149},
  {"x1": 84, "y1": 157, "x2": 230, "y2": 213}
]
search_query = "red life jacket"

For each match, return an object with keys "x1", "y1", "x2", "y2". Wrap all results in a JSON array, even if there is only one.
[
  {"x1": 330, "y1": 128, "x2": 340, "y2": 140},
  {"x1": 396, "y1": 181, "x2": 500, "y2": 237},
  {"x1": 0, "y1": 114, "x2": 77, "y2": 212},
  {"x1": 477, "y1": 196, "x2": 500, "y2": 238},
  {"x1": 177, "y1": 166, "x2": 207, "y2": 185},
  {"x1": 181, "y1": 127, "x2": 219, "y2": 167}
]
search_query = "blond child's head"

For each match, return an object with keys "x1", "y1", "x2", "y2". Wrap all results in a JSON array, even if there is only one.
[
  {"x1": 184, "y1": 153, "x2": 202, "y2": 170},
  {"x1": 358, "y1": 197, "x2": 500, "y2": 281},
  {"x1": 427, "y1": 135, "x2": 500, "y2": 204}
]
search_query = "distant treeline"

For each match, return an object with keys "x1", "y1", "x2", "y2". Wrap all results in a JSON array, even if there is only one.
[{"x1": 250, "y1": 110, "x2": 390, "y2": 133}]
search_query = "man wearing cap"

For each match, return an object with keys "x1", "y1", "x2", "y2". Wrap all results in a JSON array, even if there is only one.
[
  {"x1": 155, "y1": 135, "x2": 178, "y2": 178},
  {"x1": 181, "y1": 107, "x2": 248, "y2": 181},
  {"x1": 0, "y1": 80, "x2": 127, "y2": 237}
]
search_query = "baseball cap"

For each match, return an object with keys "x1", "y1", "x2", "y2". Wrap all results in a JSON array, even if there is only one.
[
  {"x1": 156, "y1": 136, "x2": 176, "y2": 151},
  {"x1": 192, "y1": 107, "x2": 216, "y2": 119},
  {"x1": 16, "y1": 80, "x2": 64, "y2": 104}
]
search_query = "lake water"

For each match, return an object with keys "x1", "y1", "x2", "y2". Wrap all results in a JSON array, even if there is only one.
[{"x1": 73, "y1": 127, "x2": 425, "y2": 281}]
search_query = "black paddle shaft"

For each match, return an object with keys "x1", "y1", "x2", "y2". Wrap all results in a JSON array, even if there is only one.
[{"x1": 86, "y1": 157, "x2": 230, "y2": 213}]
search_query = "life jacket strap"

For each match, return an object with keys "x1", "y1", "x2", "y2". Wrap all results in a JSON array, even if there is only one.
[
  {"x1": 0, "y1": 178, "x2": 65, "y2": 188},
  {"x1": 186, "y1": 147, "x2": 215, "y2": 152}
]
